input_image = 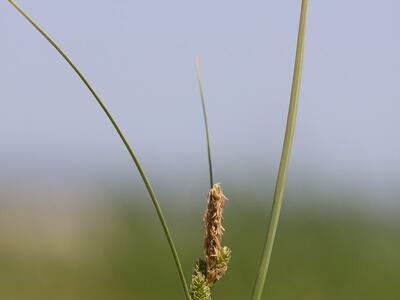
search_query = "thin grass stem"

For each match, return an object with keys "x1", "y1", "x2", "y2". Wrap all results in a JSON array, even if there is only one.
[
  {"x1": 7, "y1": 1, "x2": 190, "y2": 298},
  {"x1": 195, "y1": 56, "x2": 214, "y2": 188},
  {"x1": 251, "y1": 1, "x2": 308, "y2": 299}
]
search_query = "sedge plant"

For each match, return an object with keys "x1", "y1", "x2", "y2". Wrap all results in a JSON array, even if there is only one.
[
  {"x1": 6, "y1": 0, "x2": 191, "y2": 299},
  {"x1": 251, "y1": 1, "x2": 309, "y2": 299},
  {"x1": 7, "y1": 0, "x2": 308, "y2": 299},
  {"x1": 189, "y1": 57, "x2": 231, "y2": 300}
]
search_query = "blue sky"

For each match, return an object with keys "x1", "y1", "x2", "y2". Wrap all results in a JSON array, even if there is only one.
[{"x1": 1, "y1": 1, "x2": 400, "y2": 204}]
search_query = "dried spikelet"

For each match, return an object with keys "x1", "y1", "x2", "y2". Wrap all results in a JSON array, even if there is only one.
[{"x1": 203, "y1": 183, "x2": 227, "y2": 282}]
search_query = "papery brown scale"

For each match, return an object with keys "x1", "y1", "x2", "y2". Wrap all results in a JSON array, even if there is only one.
[{"x1": 203, "y1": 183, "x2": 227, "y2": 282}]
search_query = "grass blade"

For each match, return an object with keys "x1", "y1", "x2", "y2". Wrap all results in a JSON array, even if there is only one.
[
  {"x1": 251, "y1": 1, "x2": 308, "y2": 299},
  {"x1": 7, "y1": 1, "x2": 190, "y2": 298},
  {"x1": 195, "y1": 56, "x2": 214, "y2": 188}
]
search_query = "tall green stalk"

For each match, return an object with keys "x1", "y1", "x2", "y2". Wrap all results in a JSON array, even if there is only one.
[
  {"x1": 7, "y1": 1, "x2": 190, "y2": 299},
  {"x1": 195, "y1": 56, "x2": 214, "y2": 188},
  {"x1": 251, "y1": 1, "x2": 308, "y2": 300}
]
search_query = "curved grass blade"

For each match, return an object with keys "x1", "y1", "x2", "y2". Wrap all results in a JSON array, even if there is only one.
[
  {"x1": 7, "y1": 1, "x2": 190, "y2": 298},
  {"x1": 195, "y1": 56, "x2": 214, "y2": 188},
  {"x1": 251, "y1": 1, "x2": 308, "y2": 299}
]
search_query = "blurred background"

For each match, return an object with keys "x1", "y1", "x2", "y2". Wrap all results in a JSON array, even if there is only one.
[{"x1": 1, "y1": 0, "x2": 399, "y2": 299}]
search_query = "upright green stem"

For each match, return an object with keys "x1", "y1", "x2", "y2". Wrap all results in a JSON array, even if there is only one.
[
  {"x1": 195, "y1": 56, "x2": 214, "y2": 188},
  {"x1": 7, "y1": 1, "x2": 190, "y2": 299},
  {"x1": 251, "y1": 1, "x2": 308, "y2": 300}
]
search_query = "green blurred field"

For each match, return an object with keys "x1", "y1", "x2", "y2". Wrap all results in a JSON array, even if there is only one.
[{"x1": 0, "y1": 188, "x2": 399, "y2": 300}]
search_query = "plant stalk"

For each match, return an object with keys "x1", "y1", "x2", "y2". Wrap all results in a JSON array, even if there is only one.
[
  {"x1": 195, "y1": 56, "x2": 214, "y2": 188},
  {"x1": 7, "y1": 1, "x2": 190, "y2": 299},
  {"x1": 251, "y1": 1, "x2": 308, "y2": 299}
]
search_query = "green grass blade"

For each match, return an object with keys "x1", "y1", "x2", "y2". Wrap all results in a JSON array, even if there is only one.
[
  {"x1": 251, "y1": 1, "x2": 308, "y2": 299},
  {"x1": 7, "y1": 1, "x2": 190, "y2": 298},
  {"x1": 195, "y1": 56, "x2": 214, "y2": 188}
]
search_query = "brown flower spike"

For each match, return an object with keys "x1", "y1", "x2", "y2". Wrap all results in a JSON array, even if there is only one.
[
  {"x1": 203, "y1": 183, "x2": 230, "y2": 283},
  {"x1": 189, "y1": 184, "x2": 231, "y2": 298}
]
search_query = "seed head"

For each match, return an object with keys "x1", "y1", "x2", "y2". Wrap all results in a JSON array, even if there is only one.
[{"x1": 203, "y1": 183, "x2": 227, "y2": 282}]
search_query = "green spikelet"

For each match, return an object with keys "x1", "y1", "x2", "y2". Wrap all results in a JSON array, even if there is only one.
[
  {"x1": 216, "y1": 246, "x2": 231, "y2": 276},
  {"x1": 190, "y1": 261, "x2": 211, "y2": 300},
  {"x1": 208, "y1": 246, "x2": 231, "y2": 284}
]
